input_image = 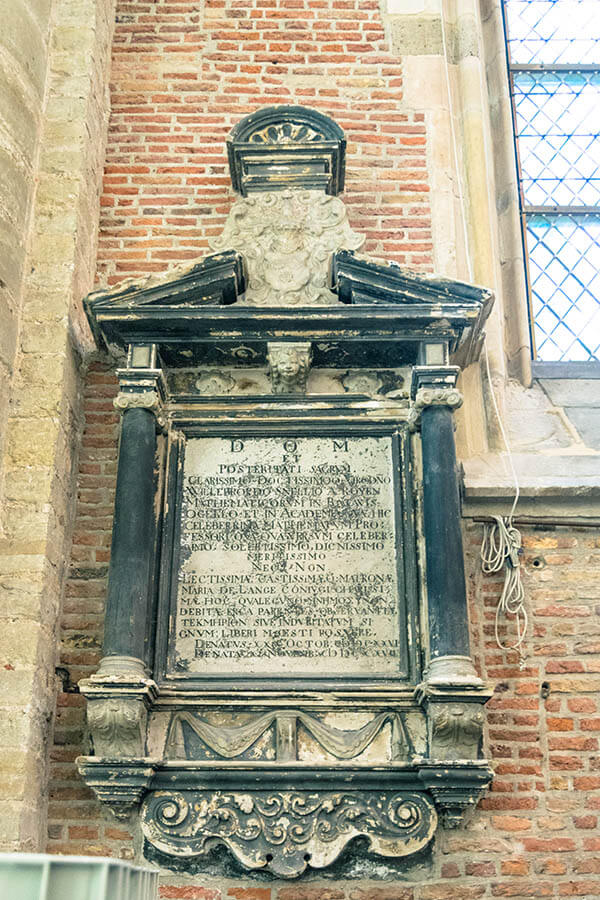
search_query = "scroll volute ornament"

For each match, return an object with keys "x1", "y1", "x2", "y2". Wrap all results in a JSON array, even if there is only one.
[{"x1": 141, "y1": 790, "x2": 438, "y2": 878}]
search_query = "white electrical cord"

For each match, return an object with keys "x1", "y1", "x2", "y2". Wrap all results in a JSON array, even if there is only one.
[
  {"x1": 480, "y1": 515, "x2": 528, "y2": 663},
  {"x1": 440, "y1": 3, "x2": 527, "y2": 664}
]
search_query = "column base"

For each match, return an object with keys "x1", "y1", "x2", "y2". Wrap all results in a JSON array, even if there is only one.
[{"x1": 424, "y1": 654, "x2": 484, "y2": 689}]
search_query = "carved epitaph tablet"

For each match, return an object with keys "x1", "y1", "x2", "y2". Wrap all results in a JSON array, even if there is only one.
[
  {"x1": 168, "y1": 435, "x2": 409, "y2": 680},
  {"x1": 78, "y1": 108, "x2": 494, "y2": 872}
]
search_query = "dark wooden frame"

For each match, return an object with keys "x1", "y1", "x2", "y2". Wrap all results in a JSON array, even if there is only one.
[{"x1": 153, "y1": 399, "x2": 421, "y2": 693}]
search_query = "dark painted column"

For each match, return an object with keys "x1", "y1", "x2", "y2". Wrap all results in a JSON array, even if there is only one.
[
  {"x1": 412, "y1": 366, "x2": 481, "y2": 686},
  {"x1": 103, "y1": 406, "x2": 157, "y2": 665},
  {"x1": 420, "y1": 402, "x2": 470, "y2": 660},
  {"x1": 94, "y1": 348, "x2": 165, "y2": 680}
]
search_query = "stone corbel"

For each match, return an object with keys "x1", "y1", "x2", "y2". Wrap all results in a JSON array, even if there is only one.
[
  {"x1": 77, "y1": 757, "x2": 158, "y2": 820},
  {"x1": 414, "y1": 680, "x2": 493, "y2": 828},
  {"x1": 267, "y1": 342, "x2": 312, "y2": 394},
  {"x1": 417, "y1": 761, "x2": 493, "y2": 829}
]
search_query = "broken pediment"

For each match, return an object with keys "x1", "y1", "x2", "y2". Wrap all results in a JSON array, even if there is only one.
[{"x1": 84, "y1": 105, "x2": 491, "y2": 367}]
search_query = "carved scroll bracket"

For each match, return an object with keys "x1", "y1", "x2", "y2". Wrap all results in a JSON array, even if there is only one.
[{"x1": 141, "y1": 789, "x2": 438, "y2": 877}]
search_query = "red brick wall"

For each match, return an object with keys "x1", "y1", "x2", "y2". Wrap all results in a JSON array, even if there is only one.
[
  {"x1": 47, "y1": 0, "x2": 600, "y2": 894},
  {"x1": 96, "y1": 0, "x2": 433, "y2": 288},
  {"x1": 47, "y1": 363, "x2": 600, "y2": 898}
]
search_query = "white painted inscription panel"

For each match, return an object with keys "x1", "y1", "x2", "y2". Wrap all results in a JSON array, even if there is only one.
[{"x1": 170, "y1": 436, "x2": 403, "y2": 677}]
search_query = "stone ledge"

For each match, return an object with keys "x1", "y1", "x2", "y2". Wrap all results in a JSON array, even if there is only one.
[{"x1": 462, "y1": 452, "x2": 600, "y2": 520}]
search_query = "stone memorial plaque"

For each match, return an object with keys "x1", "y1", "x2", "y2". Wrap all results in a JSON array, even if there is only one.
[{"x1": 169, "y1": 435, "x2": 405, "y2": 678}]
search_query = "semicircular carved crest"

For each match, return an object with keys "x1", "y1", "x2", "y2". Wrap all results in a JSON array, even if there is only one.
[
  {"x1": 229, "y1": 105, "x2": 345, "y2": 145},
  {"x1": 141, "y1": 789, "x2": 437, "y2": 878},
  {"x1": 248, "y1": 121, "x2": 326, "y2": 144}
]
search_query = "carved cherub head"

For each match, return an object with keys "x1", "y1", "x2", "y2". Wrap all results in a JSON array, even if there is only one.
[{"x1": 267, "y1": 342, "x2": 312, "y2": 394}]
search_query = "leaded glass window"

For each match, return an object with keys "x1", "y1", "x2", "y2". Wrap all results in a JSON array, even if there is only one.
[{"x1": 503, "y1": 0, "x2": 600, "y2": 361}]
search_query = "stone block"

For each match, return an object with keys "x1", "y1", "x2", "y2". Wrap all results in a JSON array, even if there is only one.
[
  {"x1": 0, "y1": 547, "x2": 46, "y2": 577},
  {"x1": 0, "y1": 667, "x2": 47, "y2": 708},
  {"x1": 540, "y1": 379, "x2": 600, "y2": 409},
  {"x1": 0, "y1": 799, "x2": 44, "y2": 851},
  {"x1": 5, "y1": 417, "x2": 60, "y2": 468},
  {"x1": 0, "y1": 621, "x2": 48, "y2": 667},
  {"x1": 0, "y1": 230, "x2": 27, "y2": 299},
  {"x1": 0, "y1": 145, "x2": 31, "y2": 234},
  {"x1": 506, "y1": 380, "x2": 572, "y2": 450},
  {"x1": 2, "y1": 467, "x2": 54, "y2": 504},
  {"x1": 564, "y1": 408, "x2": 600, "y2": 451},
  {"x1": 0, "y1": 707, "x2": 32, "y2": 749},
  {"x1": 1, "y1": 0, "x2": 49, "y2": 100},
  {"x1": 18, "y1": 351, "x2": 69, "y2": 388},
  {"x1": 0, "y1": 289, "x2": 17, "y2": 371},
  {"x1": 20, "y1": 320, "x2": 70, "y2": 355},
  {"x1": 26, "y1": 0, "x2": 53, "y2": 30},
  {"x1": 0, "y1": 57, "x2": 41, "y2": 160},
  {"x1": 389, "y1": 15, "x2": 444, "y2": 56}
]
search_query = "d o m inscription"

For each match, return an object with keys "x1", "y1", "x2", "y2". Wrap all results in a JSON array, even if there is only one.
[{"x1": 170, "y1": 436, "x2": 404, "y2": 677}]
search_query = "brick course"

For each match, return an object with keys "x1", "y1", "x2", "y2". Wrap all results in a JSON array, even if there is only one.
[
  {"x1": 96, "y1": 0, "x2": 433, "y2": 288},
  {"x1": 46, "y1": 362, "x2": 600, "y2": 897}
]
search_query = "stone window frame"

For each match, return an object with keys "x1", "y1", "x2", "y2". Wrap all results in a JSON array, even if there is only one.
[{"x1": 499, "y1": 0, "x2": 600, "y2": 369}]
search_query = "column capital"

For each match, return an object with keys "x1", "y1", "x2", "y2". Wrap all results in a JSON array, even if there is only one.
[
  {"x1": 409, "y1": 366, "x2": 462, "y2": 429},
  {"x1": 413, "y1": 386, "x2": 463, "y2": 411},
  {"x1": 114, "y1": 363, "x2": 167, "y2": 430}
]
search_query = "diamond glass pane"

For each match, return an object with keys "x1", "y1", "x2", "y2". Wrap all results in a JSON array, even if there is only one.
[
  {"x1": 513, "y1": 71, "x2": 600, "y2": 206},
  {"x1": 526, "y1": 214, "x2": 600, "y2": 361},
  {"x1": 504, "y1": 0, "x2": 600, "y2": 65}
]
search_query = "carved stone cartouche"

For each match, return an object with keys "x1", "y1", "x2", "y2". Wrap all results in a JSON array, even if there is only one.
[
  {"x1": 141, "y1": 790, "x2": 437, "y2": 878},
  {"x1": 209, "y1": 189, "x2": 364, "y2": 307}
]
